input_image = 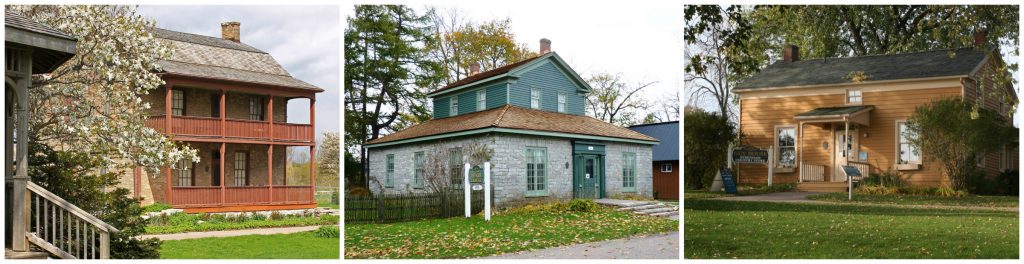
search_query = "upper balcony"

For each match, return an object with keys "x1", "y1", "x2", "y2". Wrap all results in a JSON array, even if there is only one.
[{"x1": 145, "y1": 116, "x2": 313, "y2": 143}]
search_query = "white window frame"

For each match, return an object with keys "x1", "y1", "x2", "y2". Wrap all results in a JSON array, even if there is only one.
[
  {"x1": 557, "y1": 92, "x2": 567, "y2": 113},
  {"x1": 450, "y1": 96, "x2": 459, "y2": 115},
  {"x1": 660, "y1": 163, "x2": 673, "y2": 173},
  {"x1": 531, "y1": 88, "x2": 541, "y2": 109},
  {"x1": 384, "y1": 154, "x2": 395, "y2": 188},
  {"x1": 774, "y1": 125, "x2": 797, "y2": 169},
  {"x1": 525, "y1": 147, "x2": 548, "y2": 197},
  {"x1": 895, "y1": 120, "x2": 922, "y2": 170},
  {"x1": 846, "y1": 89, "x2": 862, "y2": 105},
  {"x1": 476, "y1": 90, "x2": 486, "y2": 111}
]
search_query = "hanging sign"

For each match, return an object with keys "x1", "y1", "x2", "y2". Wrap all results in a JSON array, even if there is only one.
[{"x1": 732, "y1": 147, "x2": 769, "y2": 164}]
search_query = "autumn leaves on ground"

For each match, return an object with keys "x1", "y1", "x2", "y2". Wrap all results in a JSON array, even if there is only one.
[{"x1": 344, "y1": 200, "x2": 678, "y2": 259}]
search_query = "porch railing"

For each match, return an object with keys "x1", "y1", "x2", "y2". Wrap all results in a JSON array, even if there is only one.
[
  {"x1": 224, "y1": 118, "x2": 268, "y2": 139},
  {"x1": 26, "y1": 181, "x2": 118, "y2": 259},
  {"x1": 847, "y1": 161, "x2": 871, "y2": 180},
  {"x1": 800, "y1": 163, "x2": 825, "y2": 182},
  {"x1": 169, "y1": 185, "x2": 314, "y2": 207},
  {"x1": 144, "y1": 115, "x2": 312, "y2": 142},
  {"x1": 169, "y1": 186, "x2": 222, "y2": 207},
  {"x1": 273, "y1": 123, "x2": 312, "y2": 141}
]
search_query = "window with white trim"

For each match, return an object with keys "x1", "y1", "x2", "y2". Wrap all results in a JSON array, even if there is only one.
[
  {"x1": 413, "y1": 152, "x2": 425, "y2": 188},
  {"x1": 531, "y1": 88, "x2": 541, "y2": 109},
  {"x1": 384, "y1": 154, "x2": 394, "y2": 188},
  {"x1": 557, "y1": 92, "x2": 567, "y2": 112},
  {"x1": 775, "y1": 127, "x2": 796, "y2": 168},
  {"x1": 846, "y1": 90, "x2": 862, "y2": 104},
  {"x1": 897, "y1": 122, "x2": 921, "y2": 164},
  {"x1": 476, "y1": 90, "x2": 486, "y2": 111},
  {"x1": 622, "y1": 152, "x2": 636, "y2": 192},
  {"x1": 450, "y1": 96, "x2": 459, "y2": 115},
  {"x1": 660, "y1": 163, "x2": 673, "y2": 172},
  {"x1": 525, "y1": 147, "x2": 547, "y2": 196}
]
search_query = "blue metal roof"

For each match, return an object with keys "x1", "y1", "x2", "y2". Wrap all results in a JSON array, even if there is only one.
[{"x1": 628, "y1": 121, "x2": 678, "y2": 161}]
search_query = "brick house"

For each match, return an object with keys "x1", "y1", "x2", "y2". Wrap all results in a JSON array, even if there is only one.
[
  {"x1": 629, "y1": 121, "x2": 679, "y2": 200},
  {"x1": 734, "y1": 33, "x2": 1017, "y2": 191},
  {"x1": 135, "y1": 22, "x2": 322, "y2": 212},
  {"x1": 364, "y1": 39, "x2": 659, "y2": 207}
]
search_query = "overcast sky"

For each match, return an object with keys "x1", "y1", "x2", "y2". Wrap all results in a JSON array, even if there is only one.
[
  {"x1": 137, "y1": 5, "x2": 341, "y2": 138},
  {"x1": 343, "y1": 2, "x2": 684, "y2": 118}
]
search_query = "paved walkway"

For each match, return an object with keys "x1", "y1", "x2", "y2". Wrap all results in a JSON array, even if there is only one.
[
  {"x1": 139, "y1": 225, "x2": 323, "y2": 241},
  {"x1": 712, "y1": 192, "x2": 1018, "y2": 212},
  {"x1": 484, "y1": 232, "x2": 679, "y2": 259}
]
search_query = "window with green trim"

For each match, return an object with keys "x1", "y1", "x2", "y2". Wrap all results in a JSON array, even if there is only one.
[
  {"x1": 413, "y1": 152, "x2": 425, "y2": 188},
  {"x1": 384, "y1": 154, "x2": 395, "y2": 188},
  {"x1": 525, "y1": 147, "x2": 547, "y2": 196},
  {"x1": 449, "y1": 148, "x2": 463, "y2": 189},
  {"x1": 622, "y1": 152, "x2": 636, "y2": 192},
  {"x1": 476, "y1": 90, "x2": 486, "y2": 111}
]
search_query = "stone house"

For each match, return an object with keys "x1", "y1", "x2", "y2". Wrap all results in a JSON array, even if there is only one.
[{"x1": 364, "y1": 39, "x2": 659, "y2": 207}]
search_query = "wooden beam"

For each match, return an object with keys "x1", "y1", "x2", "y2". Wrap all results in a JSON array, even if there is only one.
[
  {"x1": 220, "y1": 90, "x2": 226, "y2": 138},
  {"x1": 309, "y1": 98, "x2": 316, "y2": 202},
  {"x1": 267, "y1": 144, "x2": 273, "y2": 203},
  {"x1": 182, "y1": 203, "x2": 317, "y2": 213},
  {"x1": 220, "y1": 143, "x2": 226, "y2": 205},
  {"x1": 161, "y1": 75, "x2": 319, "y2": 98}
]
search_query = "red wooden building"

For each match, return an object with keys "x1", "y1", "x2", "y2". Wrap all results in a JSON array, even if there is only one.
[{"x1": 138, "y1": 22, "x2": 322, "y2": 212}]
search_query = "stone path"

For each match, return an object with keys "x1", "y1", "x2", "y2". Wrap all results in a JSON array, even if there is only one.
[
  {"x1": 594, "y1": 199, "x2": 679, "y2": 220},
  {"x1": 484, "y1": 232, "x2": 679, "y2": 259},
  {"x1": 139, "y1": 225, "x2": 325, "y2": 241},
  {"x1": 711, "y1": 192, "x2": 1018, "y2": 212}
]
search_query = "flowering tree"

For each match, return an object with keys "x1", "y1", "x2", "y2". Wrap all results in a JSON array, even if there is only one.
[{"x1": 9, "y1": 5, "x2": 198, "y2": 171}]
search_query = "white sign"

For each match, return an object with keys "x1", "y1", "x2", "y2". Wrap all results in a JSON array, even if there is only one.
[
  {"x1": 471, "y1": 184, "x2": 483, "y2": 191},
  {"x1": 587, "y1": 146, "x2": 594, "y2": 150}
]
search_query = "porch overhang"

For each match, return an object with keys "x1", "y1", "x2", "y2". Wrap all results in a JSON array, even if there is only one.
[{"x1": 793, "y1": 105, "x2": 874, "y2": 126}]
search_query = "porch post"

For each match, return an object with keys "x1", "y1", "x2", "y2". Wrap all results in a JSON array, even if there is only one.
[
  {"x1": 220, "y1": 90, "x2": 226, "y2": 138},
  {"x1": 267, "y1": 94, "x2": 273, "y2": 140},
  {"x1": 309, "y1": 97, "x2": 316, "y2": 203},
  {"x1": 798, "y1": 122, "x2": 803, "y2": 183},
  {"x1": 220, "y1": 143, "x2": 226, "y2": 205},
  {"x1": 165, "y1": 81, "x2": 173, "y2": 134},
  {"x1": 267, "y1": 144, "x2": 273, "y2": 204},
  {"x1": 845, "y1": 118, "x2": 852, "y2": 200},
  {"x1": 11, "y1": 78, "x2": 30, "y2": 251}
]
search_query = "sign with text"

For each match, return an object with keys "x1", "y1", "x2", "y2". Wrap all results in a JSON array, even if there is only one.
[
  {"x1": 841, "y1": 165, "x2": 862, "y2": 177},
  {"x1": 720, "y1": 168, "x2": 737, "y2": 194},
  {"x1": 732, "y1": 147, "x2": 769, "y2": 164}
]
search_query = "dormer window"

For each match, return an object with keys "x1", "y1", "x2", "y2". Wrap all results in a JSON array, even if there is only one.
[
  {"x1": 450, "y1": 96, "x2": 459, "y2": 115},
  {"x1": 846, "y1": 90, "x2": 862, "y2": 104},
  {"x1": 531, "y1": 88, "x2": 541, "y2": 109},
  {"x1": 557, "y1": 92, "x2": 566, "y2": 113},
  {"x1": 476, "y1": 90, "x2": 486, "y2": 111}
]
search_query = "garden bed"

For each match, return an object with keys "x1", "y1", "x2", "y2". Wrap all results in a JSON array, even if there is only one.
[{"x1": 145, "y1": 212, "x2": 339, "y2": 234}]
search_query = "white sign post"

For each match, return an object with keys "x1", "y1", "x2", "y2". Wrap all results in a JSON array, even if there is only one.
[
  {"x1": 483, "y1": 161, "x2": 491, "y2": 221},
  {"x1": 767, "y1": 146, "x2": 774, "y2": 187},
  {"x1": 463, "y1": 163, "x2": 471, "y2": 218}
]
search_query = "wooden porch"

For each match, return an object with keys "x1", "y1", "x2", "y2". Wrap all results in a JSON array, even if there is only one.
[
  {"x1": 144, "y1": 115, "x2": 313, "y2": 143},
  {"x1": 169, "y1": 186, "x2": 316, "y2": 213}
]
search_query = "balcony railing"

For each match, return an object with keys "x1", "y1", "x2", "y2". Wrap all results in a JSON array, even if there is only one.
[
  {"x1": 169, "y1": 186, "x2": 314, "y2": 207},
  {"x1": 146, "y1": 115, "x2": 312, "y2": 143}
]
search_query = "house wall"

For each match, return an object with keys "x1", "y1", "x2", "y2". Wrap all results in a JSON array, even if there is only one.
[
  {"x1": 738, "y1": 84, "x2": 966, "y2": 187},
  {"x1": 367, "y1": 133, "x2": 653, "y2": 207},
  {"x1": 963, "y1": 60, "x2": 1018, "y2": 177},
  {"x1": 508, "y1": 61, "x2": 586, "y2": 115},
  {"x1": 432, "y1": 82, "x2": 508, "y2": 119},
  {"x1": 652, "y1": 160, "x2": 679, "y2": 200},
  {"x1": 144, "y1": 86, "x2": 288, "y2": 122}
]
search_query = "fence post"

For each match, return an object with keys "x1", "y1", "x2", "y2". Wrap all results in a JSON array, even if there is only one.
[
  {"x1": 484, "y1": 161, "x2": 491, "y2": 222},
  {"x1": 464, "y1": 163, "x2": 471, "y2": 218},
  {"x1": 376, "y1": 194, "x2": 384, "y2": 224}
]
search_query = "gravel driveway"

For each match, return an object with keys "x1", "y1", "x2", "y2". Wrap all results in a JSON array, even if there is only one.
[{"x1": 483, "y1": 232, "x2": 679, "y2": 259}]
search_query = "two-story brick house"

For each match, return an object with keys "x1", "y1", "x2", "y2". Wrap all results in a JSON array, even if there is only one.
[
  {"x1": 135, "y1": 22, "x2": 322, "y2": 212},
  {"x1": 734, "y1": 33, "x2": 1017, "y2": 191},
  {"x1": 364, "y1": 39, "x2": 658, "y2": 207}
]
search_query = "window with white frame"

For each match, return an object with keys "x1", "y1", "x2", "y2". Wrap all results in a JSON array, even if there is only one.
[
  {"x1": 449, "y1": 148, "x2": 463, "y2": 189},
  {"x1": 557, "y1": 92, "x2": 567, "y2": 113},
  {"x1": 661, "y1": 163, "x2": 673, "y2": 172},
  {"x1": 897, "y1": 122, "x2": 920, "y2": 164},
  {"x1": 525, "y1": 147, "x2": 547, "y2": 196},
  {"x1": 622, "y1": 152, "x2": 636, "y2": 192},
  {"x1": 384, "y1": 154, "x2": 394, "y2": 188},
  {"x1": 531, "y1": 88, "x2": 541, "y2": 109},
  {"x1": 846, "y1": 90, "x2": 862, "y2": 104},
  {"x1": 476, "y1": 90, "x2": 486, "y2": 111},
  {"x1": 775, "y1": 127, "x2": 796, "y2": 168},
  {"x1": 450, "y1": 96, "x2": 459, "y2": 115},
  {"x1": 176, "y1": 159, "x2": 193, "y2": 186},
  {"x1": 413, "y1": 152, "x2": 425, "y2": 188}
]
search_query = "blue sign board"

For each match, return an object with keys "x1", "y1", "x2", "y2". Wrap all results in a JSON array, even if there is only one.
[
  {"x1": 720, "y1": 168, "x2": 737, "y2": 194},
  {"x1": 841, "y1": 165, "x2": 862, "y2": 177}
]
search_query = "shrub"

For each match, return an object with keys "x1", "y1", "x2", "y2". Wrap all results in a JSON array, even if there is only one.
[
  {"x1": 313, "y1": 225, "x2": 340, "y2": 238},
  {"x1": 900, "y1": 186, "x2": 936, "y2": 196},
  {"x1": 855, "y1": 185, "x2": 901, "y2": 195},
  {"x1": 348, "y1": 187, "x2": 371, "y2": 197},
  {"x1": 252, "y1": 213, "x2": 268, "y2": 221},
  {"x1": 764, "y1": 183, "x2": 796, "y2": 193},
  {"x1": 861, "y1": 169, "x2": 905, "y2": 188},
  {"x1": 999, "y1": 169, "x2": 1019, "y2": 195},
  {"x1": 142, "y1": 203, "x2": 172, "y2": 214},
  {"x1": 567, "y1": 199, "x2": 599, "y2": 212},
  {"x1": 270, "y1": 211, "x2": 285, "y2": 220},
  {"x1": 935, "y1": 186, "x2": 967, "y2": 197},
  {"x1": 684, "y1": 108, "x2": 736, "y2": 190}
]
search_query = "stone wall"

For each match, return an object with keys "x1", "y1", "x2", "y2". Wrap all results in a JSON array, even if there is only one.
[{"x1": 144, "y1": 85, "x2": 288, "y2": 122}]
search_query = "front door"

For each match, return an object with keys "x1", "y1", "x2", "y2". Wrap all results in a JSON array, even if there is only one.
[
  {"x1": 211, "y1": 152, "x2": 221, "y2": 186},
  {"x1": 575, "y1": 154, "x2": 602, "y2": 199},
  {"x1": 832, "y1": 125, "x2": 857, "y2": 182}
]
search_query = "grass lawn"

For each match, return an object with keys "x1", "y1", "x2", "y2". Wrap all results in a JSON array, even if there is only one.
[
  {"x1": 684, "y1": 199, "x2": 1018, "y2": 258},
  {"x1": 160, "y1": 231, "x2": 339, "y2": 259},
  {"x1": 316, "y1": 193, "x2": 340, "y2": 209},
  {"x1": 808, "y1": 192, "x2": 1019, "y2": 208},
  {"x1": 345, "y1": 206, "x2": 678, "y2": 259},
  {"x1": 146, "y1": 213, "x2": 338, "y2": 234}
]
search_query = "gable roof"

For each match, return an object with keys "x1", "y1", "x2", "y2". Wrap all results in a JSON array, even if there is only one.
[
  {"x1": 366, "y1": 105, "x2": 658, "y2": 146},
  {"x1": 5, "y1": 10, "x2": 75, "y2": 41},
  {"x1": 5, "y1": 10, "x2": 77, "y2": 74},
  {"x1": 427, "y1": 52, "x2": 591, "y2": 97},
  {"x1": 628, "y1": 121, "x2": 678, "y2": 161},
  {"x1": 736, "y1": 48, "x2": 989, "y2": 90},
  {"x1": 151, "y1": 27, "x2": 322, "y2": 92}
]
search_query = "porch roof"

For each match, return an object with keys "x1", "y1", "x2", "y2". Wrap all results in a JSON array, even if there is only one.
[{"x1": 794, "y1": 105, "x2": 874, "y2": 125}]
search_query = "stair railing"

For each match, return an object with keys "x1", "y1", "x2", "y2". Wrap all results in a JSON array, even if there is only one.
[{"x1": 25, "y1": 181, "x2": 119, "y2": 259}]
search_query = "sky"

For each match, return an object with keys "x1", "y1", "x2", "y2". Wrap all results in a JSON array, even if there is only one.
[
  {"x1": 341, "y1": 1, "x2": 684, "y2": 119},
  {"x1": 136, "y1": 5, "x2": 341, "y2": 138}
]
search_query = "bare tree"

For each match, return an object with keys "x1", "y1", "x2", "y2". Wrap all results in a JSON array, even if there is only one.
[
  {"x1": 684, "y1": 9, "x2": 740, "y2": 123},
  {"x1": 585, "y1": 72, "x2": 656, "y2": 126}
]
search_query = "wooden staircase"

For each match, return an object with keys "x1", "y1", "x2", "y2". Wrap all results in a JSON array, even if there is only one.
[
  {"x1": 796, "y1": 182, "x2": 848, "y2": 192},
  {"x1": 7, "y1": 181, "x2": 118, "y2": 259}
]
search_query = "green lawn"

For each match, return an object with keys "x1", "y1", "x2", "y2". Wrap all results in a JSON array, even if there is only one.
[
  {"x1": 684, "y1": 199, "x2": 1018, "y2": 258},
  {"x1": 160, "y1": 231, "x2": 339, "y2": 259},
  {"x1": 345, "y1": 206, "x2": 678, "y2": 259},
  {"x1": 146, "y1": 213, "x2": 338, "y2": 234},
  {"x1": 316, "y1": 193, "x2": 340, "y2": 209},
  {"x1": 808, "y1": 192, "x2": 1019, "y2": 208}
]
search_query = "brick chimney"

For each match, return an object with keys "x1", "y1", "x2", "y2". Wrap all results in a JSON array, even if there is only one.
[
  {"x1": 221, "y1": 21, "x2": 240, "y2": 42},
  {"x1": 974, "y1": 30, "x2": 987, "y2": 47},
  {"x1": 470, "y1": 62, "x2": 481, "y2": 76},
  {"x1": 540, "y1": 38, "x2": 551, "y2": 54},
  {"x1": 783, "y1": 44, "x2": 799, "y2": 62}
]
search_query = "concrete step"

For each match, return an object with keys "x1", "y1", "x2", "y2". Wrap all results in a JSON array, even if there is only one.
[
  {"x1": 618, "y1": 203, "x2": 665, "y2": 211},
  {"x1": 6, "y1": 248, "x2": 50, "y2": 259},
  {"x1": 649, "y1": 211, "x2": 679, "y2": 217},
  {"x1": 635, "y1": 206, "x2": 678, "y2": 215},
  {"x1": 594, "y1": 199, "x2": 654, "y2": 207}
]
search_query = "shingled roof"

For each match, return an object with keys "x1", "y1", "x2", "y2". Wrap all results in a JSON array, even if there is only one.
[
  {"x1": 736, "y1": 48, "x2": 989, "y2": 90},
  {"x1": 428, "y1": 55, "x2": 543, "y2": 96},
  {"x1": 366, "y1": 105, "x2": 658, "y2": 145},
  {"x1": 152, "y1": 27, "x2": 322, "y2": 92}
]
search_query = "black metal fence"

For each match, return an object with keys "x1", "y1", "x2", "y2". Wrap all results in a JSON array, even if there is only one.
[{"x1": 344, "y1": 189, "x2": 486, "y2": 224}]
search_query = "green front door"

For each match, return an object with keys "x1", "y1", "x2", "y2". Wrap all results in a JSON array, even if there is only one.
[{"x1": 575, "y1": 154, "x2": 603, "y2": 199}]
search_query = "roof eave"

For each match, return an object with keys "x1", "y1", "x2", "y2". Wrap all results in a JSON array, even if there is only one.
[
  {"x1": 427, "y1": 74, "x2": 516, "y2": 98},
  {"x1": 158, "y1": 72, "x2": 323, "y2": 94},
  {"x1": 365, "y1": 126, "x2": 659, "y2": 148},
  {"x1": 734, "y1": 75, "x2": 968, "y2": 94}
]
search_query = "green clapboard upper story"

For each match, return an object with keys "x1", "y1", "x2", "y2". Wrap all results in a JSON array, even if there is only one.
[{"x1": 428, "y1": 46, "x2": 592, "y2": 119}]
